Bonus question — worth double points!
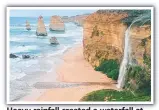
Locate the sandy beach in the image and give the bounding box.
[35,45,117,101]
[21,45,117,102]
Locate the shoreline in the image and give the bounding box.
[20,44,117,101]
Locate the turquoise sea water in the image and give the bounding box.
[9,17,83,101]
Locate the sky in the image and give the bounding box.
[10,9,97,17]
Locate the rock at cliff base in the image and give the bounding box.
[26,20,31,30]
[10,54,18,58]
[49,16,65,31]
[49,37,59,45]
[22,55,30,59]
[36,16,47,36]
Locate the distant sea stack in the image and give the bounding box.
[49,16,65,31]
[26,20,31,30]
[36,16,47,36]
[49,37,59,45]
[61,14,89,26]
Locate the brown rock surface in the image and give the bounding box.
[130,25,151,66]
[83,12,128,67]
[83,12,151,67]
[36,16,47,36]
[49,16,65,31]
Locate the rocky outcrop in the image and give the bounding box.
[26,20,31,30]
[83,11,151,67]
[49,37,59,45]
[49,16,65,31]
[10,54,18,58]
[22,55,30,59]
[83,12,128,67]
[130,25,151,67]
[36,16,47,36]
[73,15,88,26]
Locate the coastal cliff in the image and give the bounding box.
[83,11,128,67]
[130,25,151,67]
[83,11,151,67]
[82,10,151,101]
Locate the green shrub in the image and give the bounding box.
[143,53,151,69]
[125,65,151,96]
[96,10,151,26]
[100,31,104,36]
[121,10,151,26]
[141,38,147,46]
[95,59,119,80]
[91,26,105,38]
[91,26,99,37]
[81,89,151,101]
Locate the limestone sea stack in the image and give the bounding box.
[36,16,47,36]
[49,16,65,31]
[49,37,59,45]
[73,14,88,26]
[26,20,31,30]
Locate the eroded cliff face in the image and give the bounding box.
[83,12,151,67]
[83,12,128,67]
[130,25,151,67]
[49,16,65,31]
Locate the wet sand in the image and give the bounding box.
[36,45,117,101]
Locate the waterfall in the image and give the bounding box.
[117,15,150,88]
[116,26,131,89]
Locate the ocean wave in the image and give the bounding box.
[10,72,26,81]
[46,45,71,57]
[10,35,38,41]
[10,45,39,53]
[48,29,82,38]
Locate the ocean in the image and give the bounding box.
[9,17,83,101]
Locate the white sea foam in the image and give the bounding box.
[46,45,71,57]
[10,72,26,81]
[10,45,38,53]
[48,29,82,38]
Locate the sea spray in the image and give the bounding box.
[117,15,150,88]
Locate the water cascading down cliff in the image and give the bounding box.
[117,15,151,88]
